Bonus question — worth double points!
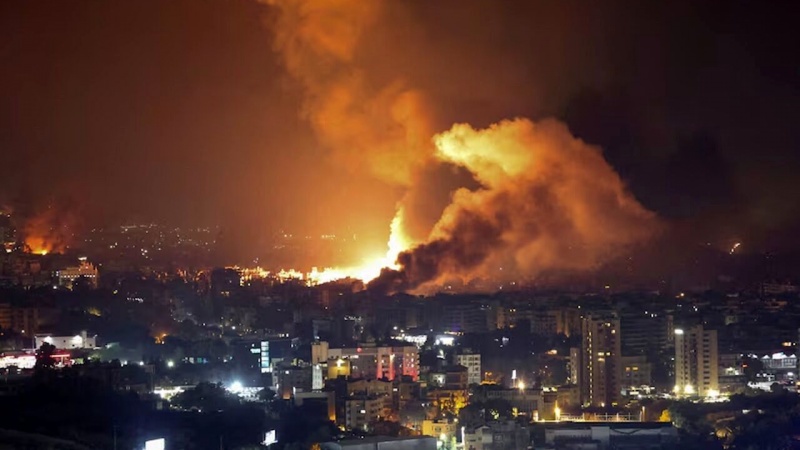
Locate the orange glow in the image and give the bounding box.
[266,1,658,292]
[294,230,408,285]
[242,214,414,286]
[321,210,414,283]
[22,207,74,256]
[24,236,54,255]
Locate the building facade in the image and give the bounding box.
[579,314,622,407]
[0,304,39,335]
[327,345,419,381]
[674,325,719,397]
[35,332,96,349]
[455,351,482,385]
[56,258,99,289]
[344,395,391,431]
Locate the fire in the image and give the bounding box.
[265,1,659,292]
[248,211,414,286]
[21,205,76,256]
[24,236,53,255]
[300,215,411,284]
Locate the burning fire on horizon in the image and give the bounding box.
[21,207,77,256]
[262,0,661,293]
[3,2,662,291]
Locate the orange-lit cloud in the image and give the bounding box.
[266,1,660,292]
[265,0,434,186]
[22,206,77,255]
[372,119,660,292]
[401,119,658,286]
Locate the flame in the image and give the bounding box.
[24,236,54,255]
[264,1,658,292]
[22,205,75,255]
[255,210,414,286]
[305,212,411,284]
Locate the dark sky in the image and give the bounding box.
[2,0,799,259]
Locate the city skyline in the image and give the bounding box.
[2,1,799,279]
[1,2,799,448]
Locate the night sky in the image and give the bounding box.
[2,0,799,262]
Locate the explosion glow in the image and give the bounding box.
[268,225,408,286]
[263,0,659,291]
[21,206,76,256]
[24,237,51,255]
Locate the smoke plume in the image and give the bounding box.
[265,1,659,292]
[369,119,659,292]
[21,204,79,255]
[265,0,434,186]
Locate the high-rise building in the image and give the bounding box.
[620,355,652,388]
[568,347,581,385]
[674,325,719,397]
[579,313,621,407]
[454,349,482,385]
[440,302,489,333]
[619,310,671,357]
[0,304,39,336]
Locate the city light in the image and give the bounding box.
[144,438,165,450]
[0,3,793,448]
[262,430,277,446]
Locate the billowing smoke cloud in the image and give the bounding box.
[265,0,445,256]
[265,0,433,186]
[21,204,79,255]
[265,1,659,292]
[370,119,659,292]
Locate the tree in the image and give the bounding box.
[458,403,485,429]
[34,342,57,371]
[278,408,337,448]
[171,382,239,412]
[258,387,276,404]
[72,275,95,292]
[741,356,764,383]
[483,399,513,421]
[371,420,413,437]
[457,399,513,425]
[400,401,427,429]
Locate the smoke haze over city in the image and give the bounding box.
[2,0,799,273]
[4,3,800,449]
